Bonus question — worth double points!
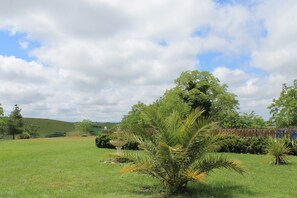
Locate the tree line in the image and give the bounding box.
[121,70,297,129]
[0,104,24,139]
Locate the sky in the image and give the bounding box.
[0,0,296,122]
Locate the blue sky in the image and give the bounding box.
[0,0,296,122]
[0,30,40,61]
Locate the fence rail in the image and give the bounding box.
[218,128,297,141]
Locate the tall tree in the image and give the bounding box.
[174,70,239,120]
[0,104,6,138]
[74,119,93,135]
[121,70,239,129]
[7,104,24,139]
[268,79,297,128]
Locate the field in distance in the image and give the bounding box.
[23,118,118,137]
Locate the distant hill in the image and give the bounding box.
[23,118,75,136]
[23,118,119,137]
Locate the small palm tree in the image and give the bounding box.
[122,108,244,195]
[267,137,291,165]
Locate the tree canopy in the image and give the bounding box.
[268,79,297,128]
[7,104,24,139]
[121,70,241,128]
[0,104,6,138]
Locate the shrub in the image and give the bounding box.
[95,134,139,150]
[217,134,268,154]
[45,132,66,138]
[18,132,31,139]
[245,137,268,154]
[95,134,115,149]
[267,137,291,165]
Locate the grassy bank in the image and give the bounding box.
[0,137,296,197]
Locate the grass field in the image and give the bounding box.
[0,137,297,198]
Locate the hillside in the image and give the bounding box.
[23,118,75,136]
[23,118,119,137]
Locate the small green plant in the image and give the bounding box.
[267,138,291,165]
[122,108,244,195]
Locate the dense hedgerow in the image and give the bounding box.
[95,134,139,150]
[217,134,297,156]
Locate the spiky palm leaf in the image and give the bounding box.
[122,108,244,195]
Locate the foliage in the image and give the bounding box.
[121,102,150,130]
[122,108,244,195]
[216,134,268,154]
[266,137,291,165]
[95,134,115,149]
[24,124,40,138]
[268,79,297,128]
[95,134,139,150]
[220,111,267,129]
[45,132,66,138]
[7,104,24,139]
[0,104,6,138]
[17,132,31,139]
[121,70,240,129]
[74,119,93,135]
[174,71,239,121]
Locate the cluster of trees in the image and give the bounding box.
[120,70,296,195]
[121,70,269,130]
[0,104,25,139]
[122,70,297,129]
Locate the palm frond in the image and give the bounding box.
[185,170,206,183]
[194,154,245,175]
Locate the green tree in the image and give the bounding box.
[121,70,239,129]
[7,104,24,139]
[0,104,7,138]
[174,70,239,121]
[122,108,244,195]
[74,119,93,135]
[121,102,150,130]
[221,111,267,129]
[268,79,297,127]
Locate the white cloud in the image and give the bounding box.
[0,0,296,121]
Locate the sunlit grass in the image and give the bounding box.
[0,137,297,197]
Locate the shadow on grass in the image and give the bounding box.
[126,180,256,198]
[185,182,256,198]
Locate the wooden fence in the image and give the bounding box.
[218,128,297,141]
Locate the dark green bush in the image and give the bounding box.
[245,136,268,154]
[95,134,115,149]
[95,134,139,150]
[18,132,31,139]
[45,132,66,138]
[217,134,268,154]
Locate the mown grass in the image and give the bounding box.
[0,137,297,197]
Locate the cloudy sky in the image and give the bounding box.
[0,0,296,122]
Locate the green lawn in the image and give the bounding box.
[0,137,296,197]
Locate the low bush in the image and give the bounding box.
[95,134,139,150]
[17,132,31,139]
[217,134,268,154]
[45,132,66,138]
